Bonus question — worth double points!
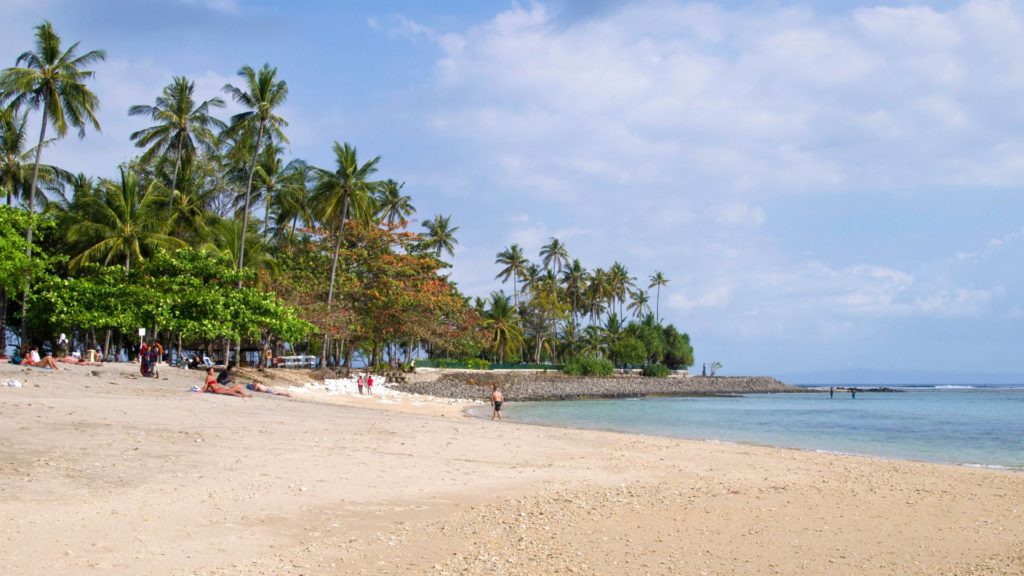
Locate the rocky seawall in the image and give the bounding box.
[390,371,800,402]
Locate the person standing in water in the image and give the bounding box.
[491,384,504,421]
[829,387,834,399]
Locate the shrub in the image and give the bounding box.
[641,363,670,378]
[563,355,614,377]
[466,358,491,370]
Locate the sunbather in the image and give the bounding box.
[245,381,294,397]
[21,346,60,370]
[201,367,250,397]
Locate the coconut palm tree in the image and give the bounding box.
[311,141,380,366]
[482,291,523,364]
[375,179,415,227]
[422,214,459,259]
[0,106,67,207]
[608,262,634,318]
[560,258,588,329]
[495,244,528,310]
[237,143,289,235]
[222,63,288,277]
[129,76,225,208]
[274,160,313,238]
[67,165,184,272]
[648,271,669,324]
[539,237,569,273]
[0,21,105,223]
[627,289,650,319]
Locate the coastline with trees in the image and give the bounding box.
[0,20,695,377]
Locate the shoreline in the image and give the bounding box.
[461,400,1024,472]
[2,362,1024,575]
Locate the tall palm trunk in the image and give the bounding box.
[321,192,350,366]
[168,131,184,208]
[655,285,661,323]
[236,120,265,287]
[21,106,49,342]
[0,289,7,356]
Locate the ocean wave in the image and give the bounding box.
[933,385,975,389]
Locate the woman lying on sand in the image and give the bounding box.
[20,347,60,370]
[201,367,250,397]
[244,382,293,397]
[57,355,102,367]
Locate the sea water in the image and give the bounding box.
[506,386,1024,469]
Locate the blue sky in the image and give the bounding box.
[4,0,1023,378]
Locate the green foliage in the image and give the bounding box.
[609,335,646,367]
[0,206,51,294]
[641,363,670,378]
[31,249,313,344]
[466,358,490,370]
[563,355,614,377]
[662,325,694,369]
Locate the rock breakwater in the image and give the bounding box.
[391,371,799,402]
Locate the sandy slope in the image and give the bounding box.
[0,361,1021,575]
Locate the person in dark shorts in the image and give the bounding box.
[491,384,504,421]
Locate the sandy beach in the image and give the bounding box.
[1,362,1022,576]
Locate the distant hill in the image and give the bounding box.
[776,368,1024,386]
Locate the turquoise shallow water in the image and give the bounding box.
[505,387,1024,469]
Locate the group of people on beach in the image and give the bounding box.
[356,374,374,395]
[7,333,109,370]
[200,365,293,398]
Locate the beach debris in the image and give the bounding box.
[4,380,22,388]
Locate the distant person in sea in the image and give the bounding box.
[491,384,504,421]
[830,387,834,399]
[201,367,250,397]
[851,388,857,399]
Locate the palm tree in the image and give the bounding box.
[274,160,313,238]
[0,106,66,207]
[1,21,105,341]
[482,291,523,364]
[222,63,288,277]
[67,165,184,272]
[166,156,219,242]
[0,21,105,222]
[311,141,380,366]
[648,271,669,323]
[422,214,459,259]
[627,289,650,318]
[129,76,225,208]
[608,262,634,318]
[495,244,528,310]
[560,259,588,329]
[239,143,289,235]
[521,262,543,294]
[539,237,569,273]
[375,179,415,227]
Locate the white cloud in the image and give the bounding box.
[177,0,239,14]
[668,284,733,311]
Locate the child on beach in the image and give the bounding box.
[366,374,373,395]
[491,384,503,421]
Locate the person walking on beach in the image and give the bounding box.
[366,374,374,395]
[357,375,364,395]
[491,384,504,421]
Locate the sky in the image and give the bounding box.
[3,0,1023,379]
